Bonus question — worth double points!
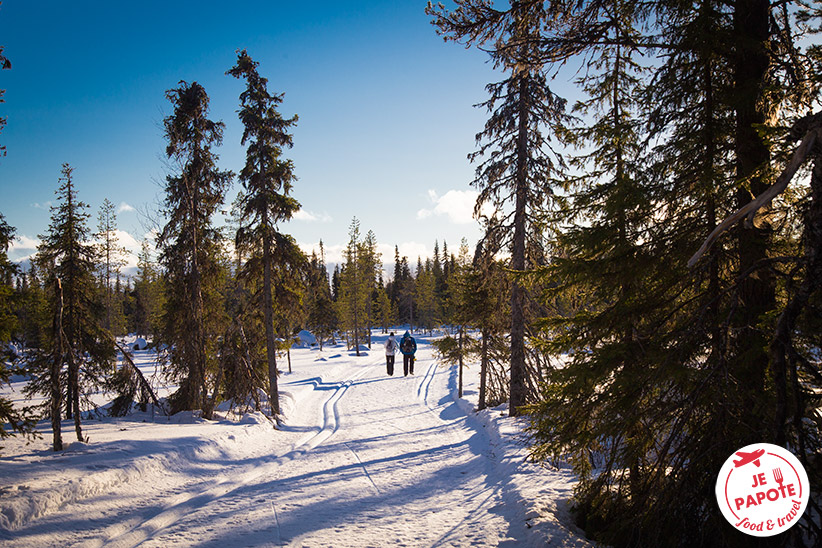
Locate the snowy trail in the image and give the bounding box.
[1,335,592,547]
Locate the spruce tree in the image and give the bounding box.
[438,240,454,324]
[0,214,16,344]
[228,50,302,416]
[414,265,437,333]
[389,245,402,307]
[432,240,479,399]
[331,264,341,302]
[431,240,446,312]
[374,284,392,334]
[95,198,127,334]
[359,229,380,347]
[306,244,337,350]
[157,81,231,417]
[468,240,510,411]
[16,262,49,353]
[429,0,567,415]
[338,219,367,354]
[30,165,115,446]
[537,0,660,513]
[398,255,415,326]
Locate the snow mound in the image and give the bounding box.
[239,412,269,425]
[294,330,317,347]
[1,446,177,531]
[168,410,206,424]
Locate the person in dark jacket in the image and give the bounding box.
[399,330,417,376]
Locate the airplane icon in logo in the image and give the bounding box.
[733,449,766,468]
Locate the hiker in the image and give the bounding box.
[384,332,398,376]
[399,330,417,376]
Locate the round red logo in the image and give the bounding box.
[715,443,809,536]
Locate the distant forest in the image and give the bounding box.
[3,2,822,546]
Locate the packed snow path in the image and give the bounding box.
[0,334,591,547]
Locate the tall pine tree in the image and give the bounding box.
[338,219,368,355]
[31,165,115,447]
[228,50,302,417]
[158,81,231,418]
[429,0,567,415]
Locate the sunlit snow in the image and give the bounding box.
[1,331,591,547]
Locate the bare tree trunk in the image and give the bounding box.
[703,54,724,364]
[263,236,280,417]
[733,0,775,433]
[509,71,529,417]
[478,329,489,411]
[67,349,83,442]
[353,285,361,356]
[51,278,65,451]
[458,325,464,399]
[185,167,210,418]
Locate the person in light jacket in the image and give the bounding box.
[399,330,417,376]
[384,332,398,376]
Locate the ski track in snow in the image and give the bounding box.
[0,333,593,547]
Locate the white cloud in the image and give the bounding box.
[31,201,53,210]
[14,235,40,249]
[417,189,488,224]
[293,209,333,223]
[299,241,345,264]
[8,230,148,274]
[112,230,148,274]
[114,229,140,250]
[9,235,40,264]
[117,201,136,213]
[395,242,429,262]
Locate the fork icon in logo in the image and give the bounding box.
[773,467,784,487]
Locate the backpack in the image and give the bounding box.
[401,337,414,353]
[386,338,396,352]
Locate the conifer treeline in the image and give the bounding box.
[2,49,511,447]
[0,203,499,424]
[1,54,516,450]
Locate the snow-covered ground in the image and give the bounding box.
[1,331,592,547]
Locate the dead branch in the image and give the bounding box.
[114,340,168,416]
[688,114,822,268]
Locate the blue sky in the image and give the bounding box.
[0,1,501,272]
